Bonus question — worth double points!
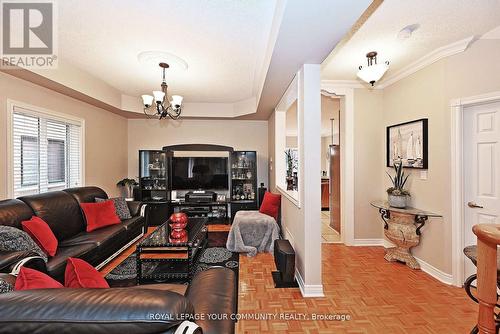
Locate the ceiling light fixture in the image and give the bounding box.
[397,24,420,40]
[141,63,183,120]
[357,51,389,86]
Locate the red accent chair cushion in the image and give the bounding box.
[15,267,63,290]
[80,200,121,232]
[65,257,109,289]
[259,192,281,220]
[21,216,58,257]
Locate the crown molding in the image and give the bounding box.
[378,36,476,89]
[321,79,367,89]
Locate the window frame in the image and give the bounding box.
[6,99,86,198]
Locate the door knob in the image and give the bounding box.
[468,201,484,209]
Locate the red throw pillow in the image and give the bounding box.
[21,216,58,257]
[15,267,63,290]
[65,257,109,288]
[259,192,281,220]
[80,200,120,232]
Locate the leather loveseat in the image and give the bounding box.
[0,186,144,282]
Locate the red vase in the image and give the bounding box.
[169,212,188,229]
[169,212,188,243]
[170,228,187,239]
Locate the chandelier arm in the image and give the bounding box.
[143,105,159,118]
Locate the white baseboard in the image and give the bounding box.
[414,256,453,285]
[350,238,453,285]
[352,238,385,246]
[295,269,324,298]
[383,239,395,248]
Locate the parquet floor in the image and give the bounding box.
[237,244,477,334]
[100,224,477,333]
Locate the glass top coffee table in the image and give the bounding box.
[136,217,208,284]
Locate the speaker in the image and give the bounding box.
[272,239,298,288]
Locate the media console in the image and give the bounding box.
[170,200,229,224]
[138,145,259,226]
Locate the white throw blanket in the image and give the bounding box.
[226,210,280,257]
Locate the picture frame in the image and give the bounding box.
[386,118,428,169]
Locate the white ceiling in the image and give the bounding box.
[57,0,277,104]
[321,0,500,81]
[253,0,372,119]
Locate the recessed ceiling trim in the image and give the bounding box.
[137,51,188,71]
[377,36,476,89]
[321,79,366,89]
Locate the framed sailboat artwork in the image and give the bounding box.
[386,118,428,169]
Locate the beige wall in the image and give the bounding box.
[353,88,385,239]
[381,39,500,274]
[127,119,269,188]
[0,72,128,199]
[286,136,298,148]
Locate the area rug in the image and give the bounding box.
[106,231,238,287]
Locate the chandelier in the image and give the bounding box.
[141,62,183,120]
[357,51,389,86]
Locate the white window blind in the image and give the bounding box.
[11,106,83,198]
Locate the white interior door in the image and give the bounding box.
[463,101,500,281]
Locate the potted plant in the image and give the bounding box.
[285,149,298,191]
[386,162,410,208]
[117,178,138,201]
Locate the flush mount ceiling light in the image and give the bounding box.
[357,51,389,86]
[141,62,183,120]
[397,24,420,40]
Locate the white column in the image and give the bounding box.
[298,64,323,296]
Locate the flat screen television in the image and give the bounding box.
[172,157,229,190]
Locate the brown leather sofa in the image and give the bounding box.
[0,186,144,282]
[0,267,237,334]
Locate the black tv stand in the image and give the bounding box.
[170,200,229,225]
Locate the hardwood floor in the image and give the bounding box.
[237,244,477,334]
[100,224,477,333]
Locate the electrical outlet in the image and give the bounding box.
[420,170,428,180]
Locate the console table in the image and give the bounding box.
[370,201,441,269]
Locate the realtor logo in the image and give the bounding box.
[1,0,58,68]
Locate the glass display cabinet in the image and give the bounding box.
[139,150,170,203]
[230,151,258,219]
